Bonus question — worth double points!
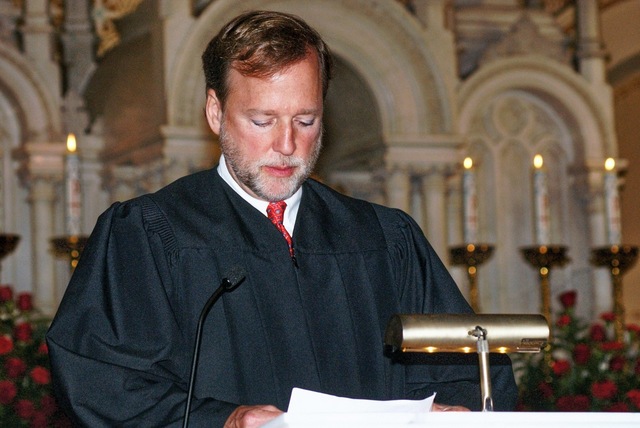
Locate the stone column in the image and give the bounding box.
[20,141,65,315]
[422,168,448,260]
[21,0,60,92]
[161,125,217,186]
[80,129,108,231]
[385,166,411,213]
[107,165,140,203]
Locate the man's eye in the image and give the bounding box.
[252,120,271,127]
[298,119,315,127]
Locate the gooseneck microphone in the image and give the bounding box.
[182,266,247,428]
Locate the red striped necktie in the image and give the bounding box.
[267,201,296,261]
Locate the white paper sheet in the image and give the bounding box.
[287,387,435,414]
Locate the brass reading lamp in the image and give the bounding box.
[384,314,549,412]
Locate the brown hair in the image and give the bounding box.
[202,10,333,108]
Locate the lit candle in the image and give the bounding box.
[66,133,81,236]
[533,154,550,245]
[604,158,621,246]
[462,157,478,244]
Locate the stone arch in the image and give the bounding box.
[0,44,61,142]
[457,55,613,315]
[166,0,452,142]
[458,55,615,162]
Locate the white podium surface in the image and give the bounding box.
[263,411,640,428]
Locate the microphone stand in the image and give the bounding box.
[183,272,245,427]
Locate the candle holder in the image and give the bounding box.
[51,235,89,270]
[521,246,570,326]
[450,244,494,312]
[591,245,639,342]
[0,233,20,280]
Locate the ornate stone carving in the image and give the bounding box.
[480,14,569,66]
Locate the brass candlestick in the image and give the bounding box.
[591,245,639,342]
[51,235,89,270]
[450,244,494,312]
[0,233,20,280]
[521,246,570,327]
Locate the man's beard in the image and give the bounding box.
[219,121,323,202]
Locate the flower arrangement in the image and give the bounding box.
[515,290,640,411]
[0,285,69,427]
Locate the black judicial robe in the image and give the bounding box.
[46,168,517,427]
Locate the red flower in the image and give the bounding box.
[31,411,49,428]
[40,394,58,416]
[0,379,18,405]
[590,324,607,342]
[556,395,590,411]
[538,381,554,399]
[559,290,577,309]
[601,312,616,323]
[601,341,624,352]
[0,334,14,354]
[0,285,13,302]
[605,402,629,412]
[556,314,571,327]
[610,355,626,371]
[37,341,48,355]
[626,389,640,408]
[14,322,33,342]
[552,359,571,376]
[627,324,640,334]
[15,398,35,420]
[17,292,33,311]
[4,356,27,378]
[591,380,618,400]
[30,366,51,385]
[573,343,591,365]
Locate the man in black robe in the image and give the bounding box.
[47,10,517,427]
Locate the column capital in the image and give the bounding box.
[15,141,65,188]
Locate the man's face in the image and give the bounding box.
[205,52,324,202]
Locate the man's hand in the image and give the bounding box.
[223,404,284,428]
[432,403,471,412]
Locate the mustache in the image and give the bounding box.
[258,155,305,168]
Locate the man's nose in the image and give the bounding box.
[272,123,295,156]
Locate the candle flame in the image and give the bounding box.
[66,133,77,153]
[533,154,543,169]
[463,157,473,169]
[605,157,615,171]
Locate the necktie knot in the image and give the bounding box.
[267,201,296,263]
[267,201,287,225]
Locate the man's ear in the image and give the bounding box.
[205,89,222,135]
